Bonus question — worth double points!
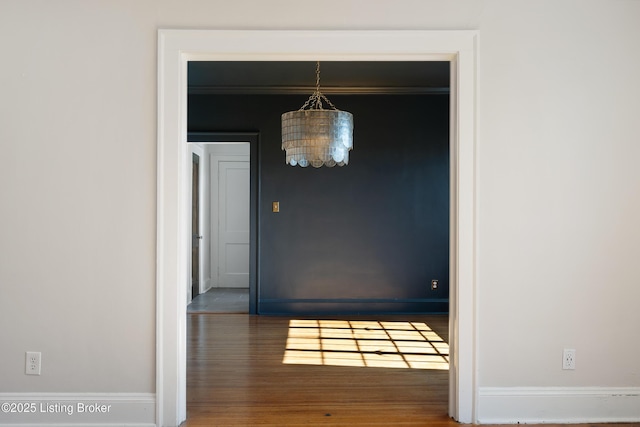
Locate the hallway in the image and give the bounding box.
[188,288,249,314]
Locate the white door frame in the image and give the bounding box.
[157,29,478,427]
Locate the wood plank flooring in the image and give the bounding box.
[185,314,637,427]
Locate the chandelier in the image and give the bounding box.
[281,62,354,167]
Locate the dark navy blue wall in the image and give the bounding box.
[189,94,449,314]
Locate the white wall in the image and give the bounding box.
[477,0,640,389]
[0,0,157,394]
[474,1,640,420]
[188,143,211,300]
[1,0,639,424]
[200,148,213,293]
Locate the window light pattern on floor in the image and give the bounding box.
[282,320,449,370]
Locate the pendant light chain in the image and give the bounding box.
[315,61,321,106]
[316,61,321,89]
[298,61,339,112]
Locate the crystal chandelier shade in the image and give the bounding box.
[281,62,354,168]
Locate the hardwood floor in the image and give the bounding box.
[185,314,636,427]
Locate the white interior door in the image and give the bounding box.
[217,160,250,287]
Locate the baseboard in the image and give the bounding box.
[477,386,640,424]
[0,393,155,426]
[202,278,211,293]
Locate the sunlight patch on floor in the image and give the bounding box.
[282,319,449,370]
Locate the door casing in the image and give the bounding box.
[157,29,478,426]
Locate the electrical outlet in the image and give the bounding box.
[562,349,576,370]
[430,279,439,290]
[25,351,41,375]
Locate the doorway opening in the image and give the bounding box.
[185,63,451,424]
[157,29,477,426]
[187,133,259,314]
[187,138,252,314]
